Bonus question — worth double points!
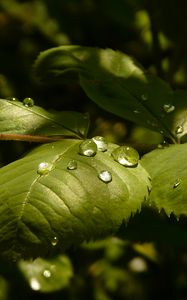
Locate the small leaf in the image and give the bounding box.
[0,139,150,261]
[142,144,187,217]
[0,98,89,138]
[34,45,187,142]
[19,255,73,293]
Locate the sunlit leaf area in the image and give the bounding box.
[1,0,187,299]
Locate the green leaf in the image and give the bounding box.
[0,98,89,138]
[0,139,150,261]
[34,45,187,143]
[142,144,187,217]
[19,255,73,293]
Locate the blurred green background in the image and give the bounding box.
[1,0,187,299]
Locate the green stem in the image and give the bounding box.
[0,134,80,143]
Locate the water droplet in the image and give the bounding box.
[92,136,108,152]
[160,130,164,134]
[163,104,175,113]
[175,125,183,134]
[141,94,148,101]
[30,278,40,291]
[67,160,77,170]
[112,146,139,167]
[133,109,141,114]
[51,236,58,246]
[173,179,181,189]
[157,141,169,149]
[7,97,19,101]
[98,170,112,183]
[37,162,53,175]
[43,269,51,278]
[23,97,34,107]
[79,139,97,157]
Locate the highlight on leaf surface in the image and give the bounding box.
[34,45,187,143]
[142,143,187,218]
[0,139,150,261]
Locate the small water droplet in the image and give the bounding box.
[37,162,53,175]
[67,160,77,170]
[7,97,19,101]
[157,140,169,149]
[175,125,183,134]
[141,94,148,101]
[30,278,40,291]
[23,97,34,107]
[112,146,139,167]
[79,139,97,157]
[163,104,175,113]
[51,236,58,246]
[92,136,108,152]
[133,109,141,114]
[98,170,112,183]
[160,130,164,134]
[173,179,181,188]
[43,269,51,278]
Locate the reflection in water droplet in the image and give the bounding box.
[98,170,112,183]
[133,110,141,114]
[173,179,181,188]
[43,269,51,278]
[7,97,19,101]
[30,278,40,291]
[92,136,108,152]
[141,94,148,101]
[175,125,183,134]
[112,146,139,167]
[79,139,97,157]
[37,162,53,175]
[23,97,34,107]
[163,104,175,113]
[67,160,77,170]
[51,236,58,246]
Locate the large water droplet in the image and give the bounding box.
[112,146,139,167]
[30,278,40,291]
[163,104,175,113]
[67,160,77,170]
[23,97,34,107]
[51,236,58,246]
[43,269,51,278]
[79,139,97,157]
[37,162,53,175]
[173,179,181,189]
[98,170,112,183]
[92,136,108,152]
[175,125,183,134]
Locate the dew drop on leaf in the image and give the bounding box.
[7,97,19,101]
[37,162,53,175]
[79,139,97,157]
[30,278,41,291]
[173,179,181,189]
[133,109,141,114]
[163,104,175,113]
[141,94,148,101]
[43,269,52,278]
[23,97,34,107]
[175,125,183,134]
[98,170,112,183]
[112,146,139,167]
[67,160,77,170]
[92,136,108,152]
[157,141,169,149]
[51,236,58,246]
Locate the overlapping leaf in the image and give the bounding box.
[0,98,89,138]
[34,45,187,143]
[0,139,150,261]
[142,144,187,217]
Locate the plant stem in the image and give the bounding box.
[0,134,79,143]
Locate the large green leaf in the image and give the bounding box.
[19,255,73,293]
[34,45,187,143]
[0,98,89,138]
[142,144,187,217]
[0,139,150,261]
